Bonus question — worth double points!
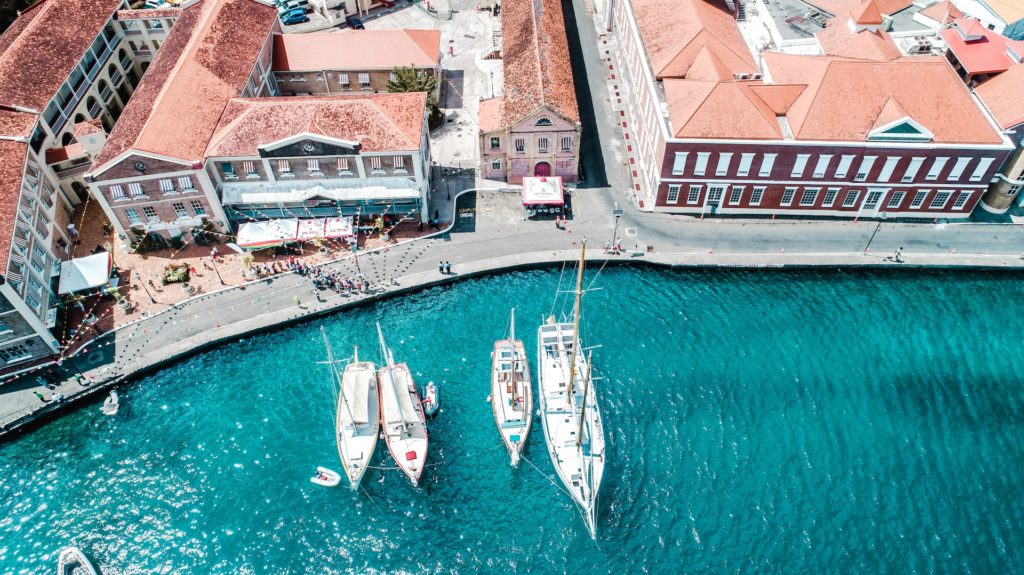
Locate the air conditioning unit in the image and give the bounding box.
[735,73,750,79]
[751,73,763,80]
[909,39,933,54]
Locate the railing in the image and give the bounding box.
[53,163,91,181]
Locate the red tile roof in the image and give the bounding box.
[941,18,1024,76]
[0,107,37,138]
[478,97,504,133]
[0,0,124,112]
[0,139,28,275]
[116,8,183,19]
[850,0,883,24]
[206,93,426,157]
[72,118,104,138]
[665,79,782,139]
[92,0,279,174]
[499,0,579,126]
[975,63,1024,129]
[763,52,1005,144]
[918,1,963,25]
[45,143,86,164]
[272,30,441,71]
[816,18,902,61]
[632,0,756,80]
[805,0,910,17]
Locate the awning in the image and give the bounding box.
[236,217,354,250]
[222,184,421,205]
[58,252,112,295]
[522,176,564,206]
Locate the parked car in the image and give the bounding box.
[281,7,309,24]
[346,16,365,29]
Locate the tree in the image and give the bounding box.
[387,66,439,108]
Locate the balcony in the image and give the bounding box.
[53,162,91,181]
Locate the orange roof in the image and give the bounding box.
[499,0,579,125]
[45,143,86,164]
[478,97,504,133]
[632,0,756,80]
[206,93,427,157]
[93,0,279,173]
[0,139,27,274]
[816,19,902,61]
[747,84,806,115]
[975,63,1024,129]
[763,52,1004,144]
[805,0,910,17]
[0,0,124,111]
[664,79,782,139]
[918,1,963,25]
[0,107,37,139]
[116,7,182,19]
[72,118,104,137]
[271,30,441,72]
[941,18,1024,75]
[850,0,883,24]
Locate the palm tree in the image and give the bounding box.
[387,66,439,108]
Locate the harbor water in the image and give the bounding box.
[2,267,1024,573]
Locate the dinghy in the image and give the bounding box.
[310,466,341,487]
[422,382,439,418]
[100,390,119,416]
[57,546,98,575]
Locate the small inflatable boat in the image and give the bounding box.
[101,390,119,416]
[310,466,341,487]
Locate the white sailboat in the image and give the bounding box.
[491,308,532,467]
[57,546,98,575]
[376,323,429,485]
[321,328,380,490]
[537,240,606,537]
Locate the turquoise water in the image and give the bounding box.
[2,267,1024,574]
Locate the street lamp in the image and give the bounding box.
[610,202,624,254]
[210,255,225,285]
[134,271,156,304]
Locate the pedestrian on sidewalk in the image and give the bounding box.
[434,209,439,221]
[33,391,46,403]
[444,261,452,274]
[438,261,445,274]
[894,247,904,263]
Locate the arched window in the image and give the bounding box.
[97,80,110,101]
[61,133,74,146]
[118,48,128,62]
[535,117,553,127]
[86,96,99,117]
[141,62,150,72]
[108,63,119,78]
[73,114,85,124]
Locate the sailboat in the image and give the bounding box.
[537,240,606,537]
[491,308,532,466]
[376,323,429,485]
[321,328,380,490]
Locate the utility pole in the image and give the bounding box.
[210,255,225,285]
[863,220,883,254]
[610,202,623,253]
[134,271,155,304]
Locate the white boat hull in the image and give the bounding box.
[311,466,342,487]
[379,363,429,485]
[491,339,532,467]
[337,361,380,490]
[57,546,98,575]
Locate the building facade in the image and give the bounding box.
[975,64,1024,212]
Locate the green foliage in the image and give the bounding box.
[387,66,438,108]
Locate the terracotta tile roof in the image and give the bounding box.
[45,143,86,164]
[984,0,1024,25]
[918,1,963,25]
[850,0,883,24]
[205,93,427,157]
[816,18,902,61]
[500,0,579,126]
[941,18,1024,76]
[685,45,738,81]
[763,52,1005,144]
[0,0,124,112]
[72,118,104,138]
[805,0,910,17]
[272,30,441,72]
[632,0,756,80]
[92,0,279,174]
[478,97,504,133]
[664,79,782,139]
[0,107,37,138]
[0,139,28,274]
[747,84,806,115]
[116,8,183,19]
[975,63,1024,129]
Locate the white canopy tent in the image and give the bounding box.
[521,176,564,206]
[58,252,112,295]
[236,217,355,250]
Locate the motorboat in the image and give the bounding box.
[491,308,532,467]
[376,324,428,485]
[310,466,341,487]
[100,390,119,416]
[57,546,98,575]
[422,381,439,418]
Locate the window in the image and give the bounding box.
[842,190,860,208]
[307,158,321,174]
[110,185,125,200]
[758,154,776,177]
[947,157,971,181]
[887,191,906,208]
[952,191,971,209]
[715,152,733,176]
[902,157,924,183]
[173,202,188,218]
[221,162,237,179]
[737,153,754,177]
[339,73,349,86]
[1008,184,1021,196]
[694,152,710,176]
[277,160,292,177]
[25,294,39,312]
[514,138,525,153]
[538,137,549,153]
[124,208,140,224]
[707,186,724,202]
[560,136,572,152]
[393,156,406,171]
[929,191,951,209]
[864,190,883,209]
[925,157,948,180]
[0,320,11,336]
[337,157,350,173]
[28,275,43,296]
[190,200,206,215]
[491,159,501,170]
[159,178,174,193]
[290,75,306,82]
[490,137,500,149]
[728,186,743,205]
[178,176,194,190]
[799,188,819,206]
[878,157,900,182]
[0,343,32,364]
[854,156,876,182]
[389,72,397,83]
[750,187,765,205]
[910,190,928,208]
[812,155,832,178]
[370,156,383,172]
[128,182,143,197]
[822,188,839,207]
[671,152,687,175]
[143,206,159,223]
[969,158,995,182]
[835,155,856,179]
[666,185,681,204]
[535,117,553,127]
[687,185,701,204]
[358,72,370,89]
[243,160,257,177]
[791,154,810,177]
[781,187,797,206]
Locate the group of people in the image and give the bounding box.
[289,257,372,295]
[438,261,453,275]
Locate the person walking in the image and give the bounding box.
[894,247,904,263]
[438,261,445,274]
[444,261,451,274]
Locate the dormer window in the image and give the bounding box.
[535,117,553,127]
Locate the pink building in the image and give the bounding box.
[478,0,580,184]
[610,0,1014,218]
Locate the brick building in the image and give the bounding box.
[609,0,1013,218]
[271,30,441,98]
[975,64,1024,212]
[478,0,581,184]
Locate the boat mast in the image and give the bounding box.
[565,241,586,403]
[322,327,355,424]
[376,322,408,431]
[510,307,518,411]
[576,350,592,449]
